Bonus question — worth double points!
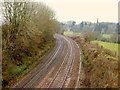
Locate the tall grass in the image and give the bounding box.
[72,37,118,88]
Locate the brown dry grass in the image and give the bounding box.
[71,36,118,88]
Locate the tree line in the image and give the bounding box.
[2,1,58,61]
[2,1,60,87]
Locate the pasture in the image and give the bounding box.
[91,40,119,53]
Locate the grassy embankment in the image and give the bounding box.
[73,37,118,88]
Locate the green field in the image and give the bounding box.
[91,40,119,53]
[64,31,81,36]
[102,34,111,39]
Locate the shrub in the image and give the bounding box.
[72,37,118,88]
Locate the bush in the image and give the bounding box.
[72,37,118,88]
[2,1,57,87]
[82,31,99,42]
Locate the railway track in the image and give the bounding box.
[47,36,74,88]
[13,34,81,88]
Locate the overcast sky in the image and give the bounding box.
[37,0,119,23]
[0,0,119,23]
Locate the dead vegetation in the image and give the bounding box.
[71,36,118,88]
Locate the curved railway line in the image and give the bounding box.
[13,34,81,88]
